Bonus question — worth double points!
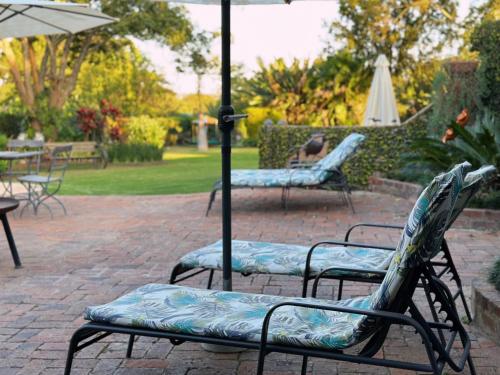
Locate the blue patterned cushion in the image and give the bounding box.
[311,133,365,172]
[369,163,470,311]
[85,283,372,350]
[447,165,496,228]
[229,132,365,188]
[84,163,470,351]
[230,168,328,188]
[178,240,393,278]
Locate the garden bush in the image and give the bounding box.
[471,20,500,119]
[488,258,500,291]
[125,116,168,148]
[107,143,163,163]
[258,122,426,187]
[0,113,25,138]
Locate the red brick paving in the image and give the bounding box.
[0,189,498,374]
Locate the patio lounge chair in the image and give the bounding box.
[170,164,496,322]
[65,163,476,375]
[206,132,365,215]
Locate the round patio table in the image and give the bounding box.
[0,198,21,268]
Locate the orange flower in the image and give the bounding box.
[442,128,455,144]
[456,108,469,127]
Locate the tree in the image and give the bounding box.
[235,52,367,127]
[175,30,219,151]
[0,0,193,135]
[327,0,459,75]
[74,42,178,117]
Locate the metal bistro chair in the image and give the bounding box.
[0,139,44,197]
[18,145,72,217]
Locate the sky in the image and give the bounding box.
[134,1,473,96]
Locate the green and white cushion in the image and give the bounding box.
[176,239,393,278]
[229,133,365,188]
[85,284,372,350]
[84,163,469,350]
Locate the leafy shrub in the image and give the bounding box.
[471,20,500,119]
[124,116,167,149]
[107,143,163,163]
[427,61,481,137]
[405,109,499,173]
[259,121,426,187]
[0,133,9,172]
[488,258,500,291]
[0,113,26,138]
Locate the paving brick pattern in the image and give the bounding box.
[0,189,498,374]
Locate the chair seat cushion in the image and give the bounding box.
[177,240,393,278]
[85,283,374,350]
[230,169,329,188]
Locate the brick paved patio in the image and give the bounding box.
[0,189,498,374]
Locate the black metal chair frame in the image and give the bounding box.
[64,263,475,375]
[305,223,472,321]
[206,166,355,216]
[18,145,72,217]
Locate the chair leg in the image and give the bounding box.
[50,195,68,216]
[64,327,97,375]
[301,355,308,375]
[337,279,343,300]
[344,188,355,214]
[206,189,217,216]
[1,214,22,268]
[467,353,477,375]
[126,334,135,358]
[256,348,267,375]
[207,269,215,289]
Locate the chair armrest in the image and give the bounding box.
[259,301,433,353]
[303,241,395,291]
[311,267,387,297]
[344,223,405,242]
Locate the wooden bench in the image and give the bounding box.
[45,142,108,169]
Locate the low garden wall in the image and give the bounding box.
[258,122,426,187]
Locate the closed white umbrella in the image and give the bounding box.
[0,0,115,39]
[363,54,400,126]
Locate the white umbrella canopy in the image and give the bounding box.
[0,0,115,38]
[363,54,400,126]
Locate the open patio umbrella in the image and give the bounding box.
[160,0,332,293]
[363,54,400,126]
[0,0,115,38]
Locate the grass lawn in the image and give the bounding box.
[60,147,258,195]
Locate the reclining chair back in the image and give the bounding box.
[311,133,365,172]
[347,162,470,349]
[446,164,496,229]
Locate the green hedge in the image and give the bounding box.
[258,122,426,187]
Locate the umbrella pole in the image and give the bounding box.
[219,0,234,292]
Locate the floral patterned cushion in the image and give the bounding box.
[447,165,496,228]
[85,283,373,350]
[369,162,469,311]
[177,240,393,278]
[230,168,328,188]
[311,133,365,172]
